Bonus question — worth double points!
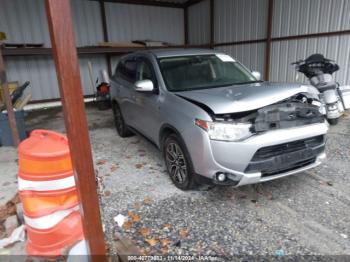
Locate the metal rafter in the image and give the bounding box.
[89,0,185,8]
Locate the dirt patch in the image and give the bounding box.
[0,194,20,238]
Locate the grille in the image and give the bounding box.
[261,158,316,177]
[252,135,324,161]
[245,135,325,177]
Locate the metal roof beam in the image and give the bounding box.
[183,0,204,8]
[89,0,185,8]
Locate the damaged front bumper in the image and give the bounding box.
[236,152,326,186]
[183,122,328,187]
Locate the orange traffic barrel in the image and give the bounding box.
[18,130,79,217]
[19,130,72,180]
[26,210,84,257]
[18,130,84,256]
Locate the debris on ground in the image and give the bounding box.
[114,214,127,228]
[0,194,21,239]
[96,159,107,165]
[4,216,18,237]
[0,225,25,249]
[340,233,348,239]
[275,249,285,257]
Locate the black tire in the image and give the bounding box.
[328,118,339,125]
[163,134,197,190]
[111,102,134,137]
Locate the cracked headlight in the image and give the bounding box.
[195,119,253,142]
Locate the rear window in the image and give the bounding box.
[116,60,137,83]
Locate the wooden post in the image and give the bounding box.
[264,0,274,80]
[0,47,20,147]
[44,0,106,258]
[209,0,214,48]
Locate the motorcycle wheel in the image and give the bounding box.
[328,118,339,125]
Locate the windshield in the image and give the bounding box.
[158,54,259,92]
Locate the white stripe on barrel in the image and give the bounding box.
[24,205,80,230]
[18,176,76,191]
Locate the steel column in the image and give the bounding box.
[264,0,274,80]
[209,0,214,48]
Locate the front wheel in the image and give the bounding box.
[163,134,196,190]
[328,118,339,125]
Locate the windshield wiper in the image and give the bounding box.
[170,81,263,92]
[234,80,264,85]
[172,83,234,92]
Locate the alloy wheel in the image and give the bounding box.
[165,142,188,184]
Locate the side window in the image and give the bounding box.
[136,59,156,84]
[116,59,137,83]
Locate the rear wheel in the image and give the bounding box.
[163,134,196,190]
[112,102,134,137]
[328,118,339,125]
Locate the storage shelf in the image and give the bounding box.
[2,45,210,57]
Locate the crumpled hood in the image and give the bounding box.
[175,82,317,114]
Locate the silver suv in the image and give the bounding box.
[110,49,328,190]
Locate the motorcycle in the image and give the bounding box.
[95,70,111,111]
[292,54,350,125]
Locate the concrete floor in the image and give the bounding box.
[6,104,350,257]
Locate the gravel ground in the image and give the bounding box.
[26,104,350,259]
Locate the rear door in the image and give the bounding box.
[114,57,138,127]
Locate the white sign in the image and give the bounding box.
[216,54,235,62]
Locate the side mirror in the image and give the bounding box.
[135,80,154,92]
[252,71,261,81]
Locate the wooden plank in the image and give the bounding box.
[2,44,212,56]
[264,0,274,81]
[114,233,141,262]
[0,48,20,147]
[44,0,106,259]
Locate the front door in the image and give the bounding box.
[132,57,162,143]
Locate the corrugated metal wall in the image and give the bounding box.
[0,0,51,47]
[272,0,350,37]
[213,0,268,74]
[214,0,268,43]
[5,55,107,99]
[188,0,210,45]
[216,43,266,76]
[71,0,104,47]
[105,3,184,44]
[1,0,184,101]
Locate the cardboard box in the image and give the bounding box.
[0,81,18,103]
